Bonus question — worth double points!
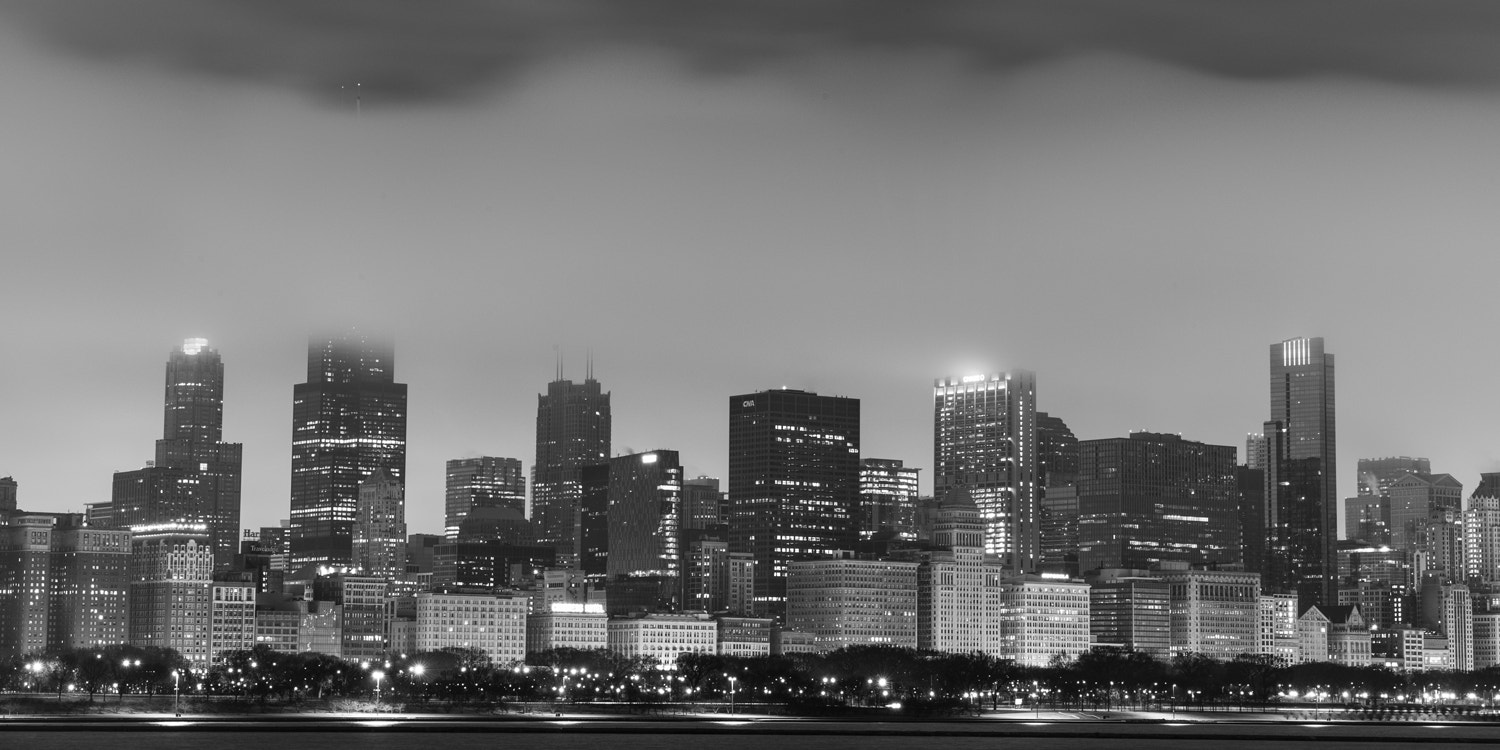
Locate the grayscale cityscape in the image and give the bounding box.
[3,0,1500,746]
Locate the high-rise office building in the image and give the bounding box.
[1359,457,1431,497]
[1465,484,1500,585]
[681,476,724,533]
[593,450,683,615]
[1075,432,1239,573]
[858,458,920,541]
[289,333,407,567]
[110,339,243,567]
[352,468,407,577]
[1245,433,1268,472]
[532,374,611,565]
[1388,472,1463,553]
[933,372,1038,572]
[1263,336,1337,608]
[129,523,214,670]
[444,457,526,541]
[728,389,860,616]
[0,477,16,513]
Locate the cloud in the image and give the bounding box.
[6,0,1500,105]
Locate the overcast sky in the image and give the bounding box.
[3,1,1499,538]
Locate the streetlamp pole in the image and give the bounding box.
[173,670,181,717]
[728,675,737,714]
[372,670,385,710]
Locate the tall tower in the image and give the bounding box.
[933,372,1038,573]
[112,339,243,567]
[289,332,407,568]
[532,374,611,566]
[728,389,860,617]
[445,457,526,541]
[1265,336,1336,609]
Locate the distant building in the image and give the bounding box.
[290,333,407,567]
[415,591,528,663]
[0,477,16,513]
[210,579,257,665]
[933,372,1038,572]
[1000,574,1091,667]
[1258,594,1299,665]
[786,556,917,651]
[1263,337,1337,609]
[729,389,860,617]
[1076,432,1239,573]
[444,457,526,541]
[130,523,214,671]
[717,616,774,657]
[526,602,607,653]
[532,374,611,567]
[859,458,920,541]
[607,613,716,666]
[1387,473,1463,555]
[1465,489,1500,585]
[1087,569,1170,659]
[353,469,407,578]
[1157,562,1260,659]
[681,476,723,533]
[917,497,1005,656]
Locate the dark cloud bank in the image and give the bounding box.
[7,0,1500,104]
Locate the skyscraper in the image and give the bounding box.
[289,333,407,567]
[933,372,1038,573]
[352,468,407,577]
[532,374,611,566]
[110,339,243,567]
[1264,336,1337,608]
[444,457,526,541]
[0,477,15,514]
[728,389,860,617]
[1075,432,1240,573]
[602,450,684,614]
[858,458,920,541]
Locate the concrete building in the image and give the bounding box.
[717,616,774,657]
[1157,562,1260,659]
[918,497,1005,656]
[607,613,717,666]
[1465,492,1500,585]
[1474,612,1500,669]
[129,523,214,670]
[353,469,407,578]
[786,557,918,651]
[415,590,528,664]
[1389,473,1463,554]
[209,580,257,665]
[1259,594,1299,664]
[48,520,131,652]
[526,602,607,653]
[1001,574,1091,667]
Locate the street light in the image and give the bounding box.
[172,670,181,717]
[372,670,386,709]
[728,675,738,714]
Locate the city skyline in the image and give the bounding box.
[5,3,1500,538]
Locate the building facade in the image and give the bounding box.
[1263,336,1337,609]
[532,375,611,566]
[728,389,860,616]
[444,457,526,541]
[290,333,407,567]
[933,372,1039,573]
[785,557,917,651]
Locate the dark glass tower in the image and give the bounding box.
[532,375,611,566]
[933,372,1038,573]
[1075,432,1239,573]
[444,457,525,541]
[289,333,407,567]
[111,339,243,568]
[1264,336,1336,609]
[728,389,860,618]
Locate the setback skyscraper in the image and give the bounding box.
[532,373,611,566]
[289,333,407,567]
[1263,336,1337,609]
[728,389,860,617]
[933,372,1039,573]
[110,339,243,567]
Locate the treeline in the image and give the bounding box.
[5,645,1500,711]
